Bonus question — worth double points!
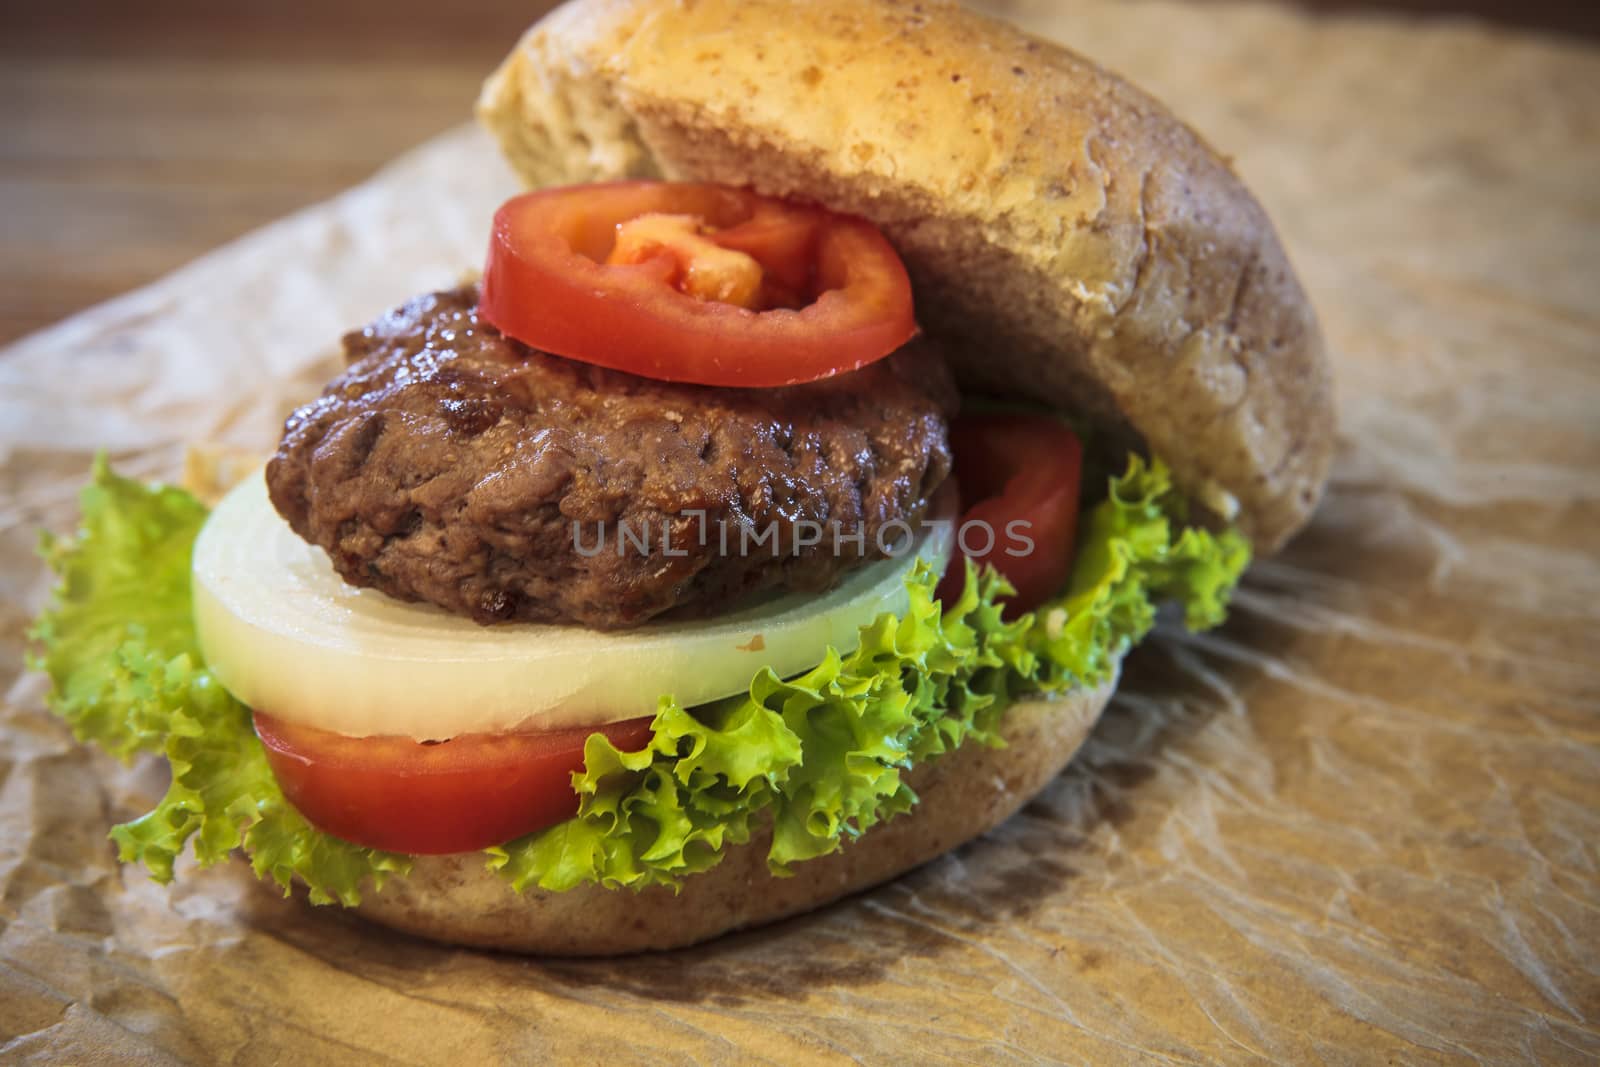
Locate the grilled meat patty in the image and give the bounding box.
[266,287,955,629]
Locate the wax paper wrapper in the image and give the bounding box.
[1,1,1596,1062]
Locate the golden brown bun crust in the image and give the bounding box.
[479,0,1335,551]
[354,683,1112,955]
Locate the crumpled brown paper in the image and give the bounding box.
[2,1,1597,1061]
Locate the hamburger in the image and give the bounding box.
[30,0,1333,955]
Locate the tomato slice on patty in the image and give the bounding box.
[478,181,917,387]
[254,711,654,854]
[936,415,1084,615]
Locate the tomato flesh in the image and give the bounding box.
[254,711,654,854]
[935,415,1084,615]
[478,181,917,387]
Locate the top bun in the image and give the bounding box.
[477,0,1335,551]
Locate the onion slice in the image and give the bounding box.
[193,471,953,741]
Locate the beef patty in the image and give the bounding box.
[266,287,955,629]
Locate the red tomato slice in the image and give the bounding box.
[254,711,655,854]
[935,415,1084,615]
[478,181,917,387]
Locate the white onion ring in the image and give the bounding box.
[193,470,952,741]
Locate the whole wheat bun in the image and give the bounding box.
[478,0,1335,551]
[355,681,1113,955]
[351,0,1335,955]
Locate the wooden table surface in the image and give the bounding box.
[2,0,1594,347]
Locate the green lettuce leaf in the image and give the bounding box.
[28,457,409,904]
[31,453,1248,904]
[494,453,1250,891]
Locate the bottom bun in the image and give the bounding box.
[352,678,1116,955]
